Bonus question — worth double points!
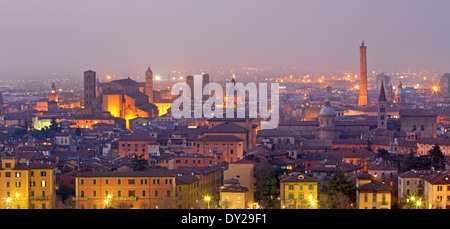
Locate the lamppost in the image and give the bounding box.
[407,195,423,209]
[204,196,211,209]
[104,194,112,209]
[308,195,317,209]
[5,197,12,209]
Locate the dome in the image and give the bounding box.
[396,81,405,95]
[319,99,335,116]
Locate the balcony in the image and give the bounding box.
[114,197,137,201]
[29,196,52,201]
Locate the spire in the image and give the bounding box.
[379,80,386,102]
[146,66,152,74]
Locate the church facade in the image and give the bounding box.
[83,68,159,129]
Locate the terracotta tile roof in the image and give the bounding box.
[175,175,200,185]
[324,148,376,158]
[118,132,157,141]
[203,121,248,133]
[311,160,363,173]
[199,135,244,142]
[76,170,176,178]
[357,181,392,192]
[282,173,319,183]
[423,171,450,185]
[220,184,249,193]
[400,109,437,117]
[416,138,450,146]
[398,170,433,179]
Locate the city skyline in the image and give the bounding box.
[1,0,450,80]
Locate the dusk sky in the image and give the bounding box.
[1,0,449,79]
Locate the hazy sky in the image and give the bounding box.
[1,0,449,79]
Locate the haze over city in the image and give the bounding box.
[1,0,450,216]
[1,0,450,80]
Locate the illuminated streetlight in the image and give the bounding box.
[204,196,211,209]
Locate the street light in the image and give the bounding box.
[204,196,211,209]
[104,194,113,208]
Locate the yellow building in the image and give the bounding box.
[423,171,450,209]
[356,173,392,209]
[175,175,201,209]
[280,173,319,209]
[0,155,56,209]
[219,182,249,209]
[224,157,272,207]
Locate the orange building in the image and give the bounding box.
[117,132,158,159]
[74,170,177,209]
[168,154,220,170]
[196,135,245,163]
[65,114,125,129]
[324,148,377,172]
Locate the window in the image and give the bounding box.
[93,179,97,185]
[129,190,135,197]
[5,172,10,177]
[105,179,109,185]
[41,181,47,187]
[141,179,147,185]
[288,185,294,190]
[41,171,47,177]
[166,179,172,185]
[288,193,294,200]
[155,190,158,196]
[153,179,159,185]
[128,179,135,185]
[15,172,21,178]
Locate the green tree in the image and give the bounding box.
[56,184,75,202]
[256,171,279,209]
[404,150,418,171]
[131,154,147,171]
[325,172,356,204]
[428,144,445,170]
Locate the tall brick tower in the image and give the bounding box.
[145,66,154,103]
[358,41,368,107]
[378,81,387,130]
[84,70,96,110]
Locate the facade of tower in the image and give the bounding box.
[0,91,3,115]
[145,66,154,103]
[84,70,96,111]
[202,73,210,101]
[48,81,59,102]
[378,81,388,130]
[186,75,194,98]
[358,42,368,107]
